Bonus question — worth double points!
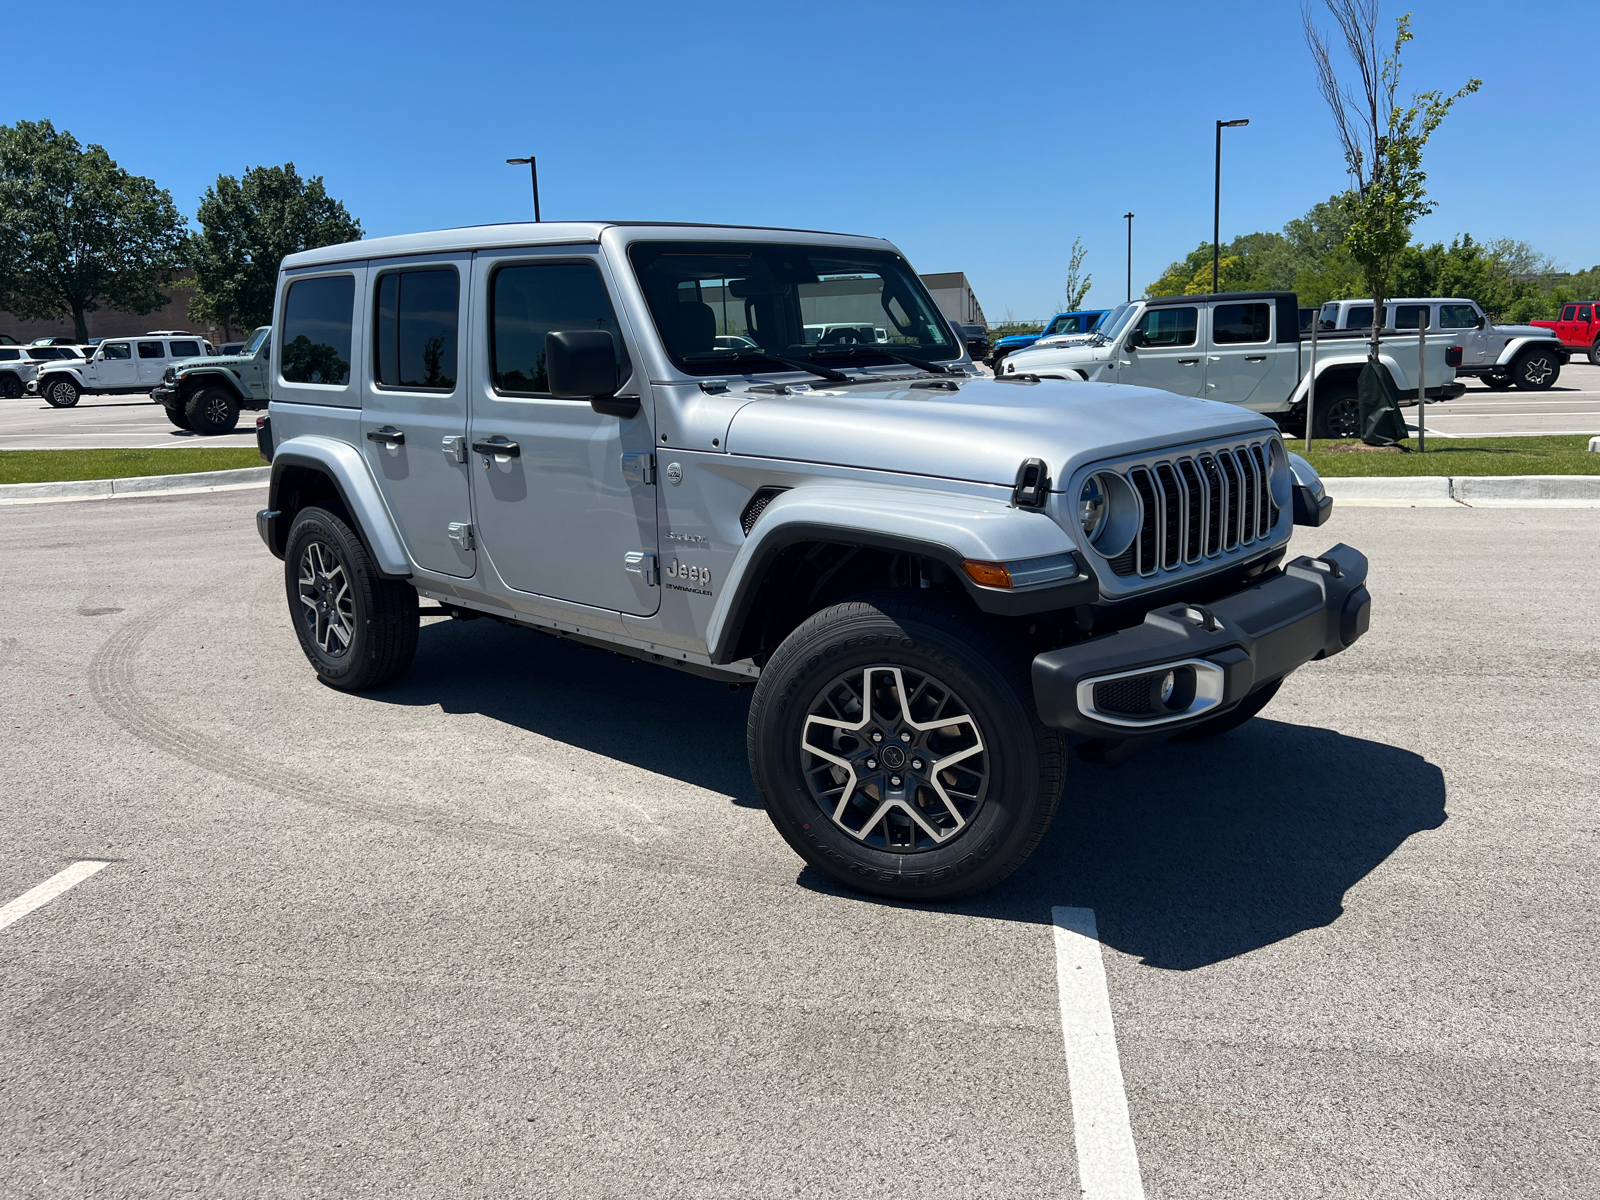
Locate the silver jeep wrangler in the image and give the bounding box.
[255,222,1369,900]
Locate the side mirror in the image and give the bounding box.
[1124,330,1142,350]
[1475,315,1485,329]
[546,329,636,418]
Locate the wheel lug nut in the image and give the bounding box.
[872,732,883,743]
[899,732,911,742]
[912,759,923,770]
[890,775,902,787]
[866,759,877,769]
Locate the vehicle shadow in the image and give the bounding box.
[802,720,1448,970]
[373,618,1446,969]
[368,615,762,806]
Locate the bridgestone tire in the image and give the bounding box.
[1512,347,1560,390]
[1171,677,1283,742]
[1589,339,1600,367]
[0,372,21,399]
[1311,381,1360,439]
[43,377,80,408]
[284,506,418,691]
[747,591,1066,901]
[185,385,240,434]
[164,403,191,430]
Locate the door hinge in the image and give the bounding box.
[624,551,659,586]
[448,522,474,551]
[621,451,656,485]
[442,435,467,463]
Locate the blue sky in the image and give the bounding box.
[14,0,1597,320]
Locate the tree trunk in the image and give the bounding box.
[70,300,89,344]
[1369,289,1383,362]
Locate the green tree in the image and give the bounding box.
[188,163,362,337]
[1062,237,1092,310]
[1304,1,1480,358]
[0,120,187,342]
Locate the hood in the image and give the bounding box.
[174,354,251,372]
[723,375,1276,490]
[1494,323,1556,339]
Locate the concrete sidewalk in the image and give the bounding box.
[0,466,269,505]
[1324,473,1600,507]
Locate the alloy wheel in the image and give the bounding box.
[801,665,989,852]
[297,540,355,656]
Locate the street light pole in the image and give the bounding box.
[1213,119,1249,293]
[1123,212,1134,303]
[505,156,540,221]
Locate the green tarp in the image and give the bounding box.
[1358,359,1408,446]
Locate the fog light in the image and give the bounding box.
[1158,671,1175,703]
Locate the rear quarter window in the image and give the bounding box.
[282,274,355,385]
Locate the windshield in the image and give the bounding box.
[1096,303,1137,342]
[628,241,959,375]
[242,327,270,356]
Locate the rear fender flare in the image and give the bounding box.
[1288,360,1364,408]
[706,482,1091,663]
[266,435,411,576]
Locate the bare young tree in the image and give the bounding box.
[1303,1,1479,359]
[1062,237,1092,311]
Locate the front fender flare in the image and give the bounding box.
[705,482,1093,663]
[1496,336,1564,366]
[266,435,411,576]
[175,367,247,401]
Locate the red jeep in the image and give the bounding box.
[1531,302,1600,365]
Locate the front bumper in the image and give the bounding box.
[1032,543,1370,737]
[150,384,176,403]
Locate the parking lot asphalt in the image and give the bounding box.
[2,491,1598,1199]
[3,364,1599,453]
[0,392,259,450]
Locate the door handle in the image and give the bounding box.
[366,426,405,446]
[1244,355,1267,362]
[471,436,520,458]
[1177,358,1199,365]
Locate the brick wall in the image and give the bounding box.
[0,272,245,343]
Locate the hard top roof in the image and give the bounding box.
[1146,290,1295,307]
[282,221,897,271]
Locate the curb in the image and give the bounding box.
[1323,474,1600,507]
[0,466,269,506]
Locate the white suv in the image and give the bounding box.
[29,333,215,408]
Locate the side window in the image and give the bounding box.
[1135,306,1197,348]
[1212,302,1270,344]
[0,348,17,361]
[103,342,132,360]
[1561,305,1578,321]
[1346,306,1373,330]
[137,341,164,359]
[281,274,355,385]
[168,339,201,357]
[1394,304,1429,329]
[491,262,628,396]
[374,268,459,390]
[1580,305,1593,322]
[1440,304,1477,329]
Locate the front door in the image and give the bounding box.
[1205,298,1278,408]
[1122,304,1205,397]
[360,256,476,578]
[92,341,139,390]
[240,333,270,399]
[467,249,659,617]
[1438,302,1486,365]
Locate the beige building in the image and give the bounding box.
[919,271,988,329]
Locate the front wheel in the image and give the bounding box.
[164,403,191,430]
[185,385,240,434]
[0,372,22,399]
[283,506,419,691]
[1512,347,1559,390]
[43,377,80,408]
[1311,381,1360,439]
[747,592,1065,901]
[1479,373,1509,390]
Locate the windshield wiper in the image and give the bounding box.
[682,350,849,383]
[808,346,954,375]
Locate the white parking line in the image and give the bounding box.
[0,861,110,930]
[1053,906,1145,1200]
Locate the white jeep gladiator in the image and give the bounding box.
[1002,291,1465,439]
[254,223,1369,900]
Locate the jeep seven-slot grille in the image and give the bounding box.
[1107,440,1282,579]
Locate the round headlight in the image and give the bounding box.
[1079,476,1107,541]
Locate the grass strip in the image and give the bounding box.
[0,447,264,485]
[1297,434,1599,477]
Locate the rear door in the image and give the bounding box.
[136,340,167,386]
[1578,304,1594,350]
[1205,299,1276,407]
[1556,304,1578,346]
[360,255,476,578]
[1121,304,1205,396]
[467,247,659,616]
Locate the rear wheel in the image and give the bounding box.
[1311,381,1360,439]
[184,384,240,434]
[43,376,80,408]
[1512,347,1559,390]
[748,591,1066,901]
[283,506,418,691]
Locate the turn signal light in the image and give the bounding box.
[961,559,1012,589]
